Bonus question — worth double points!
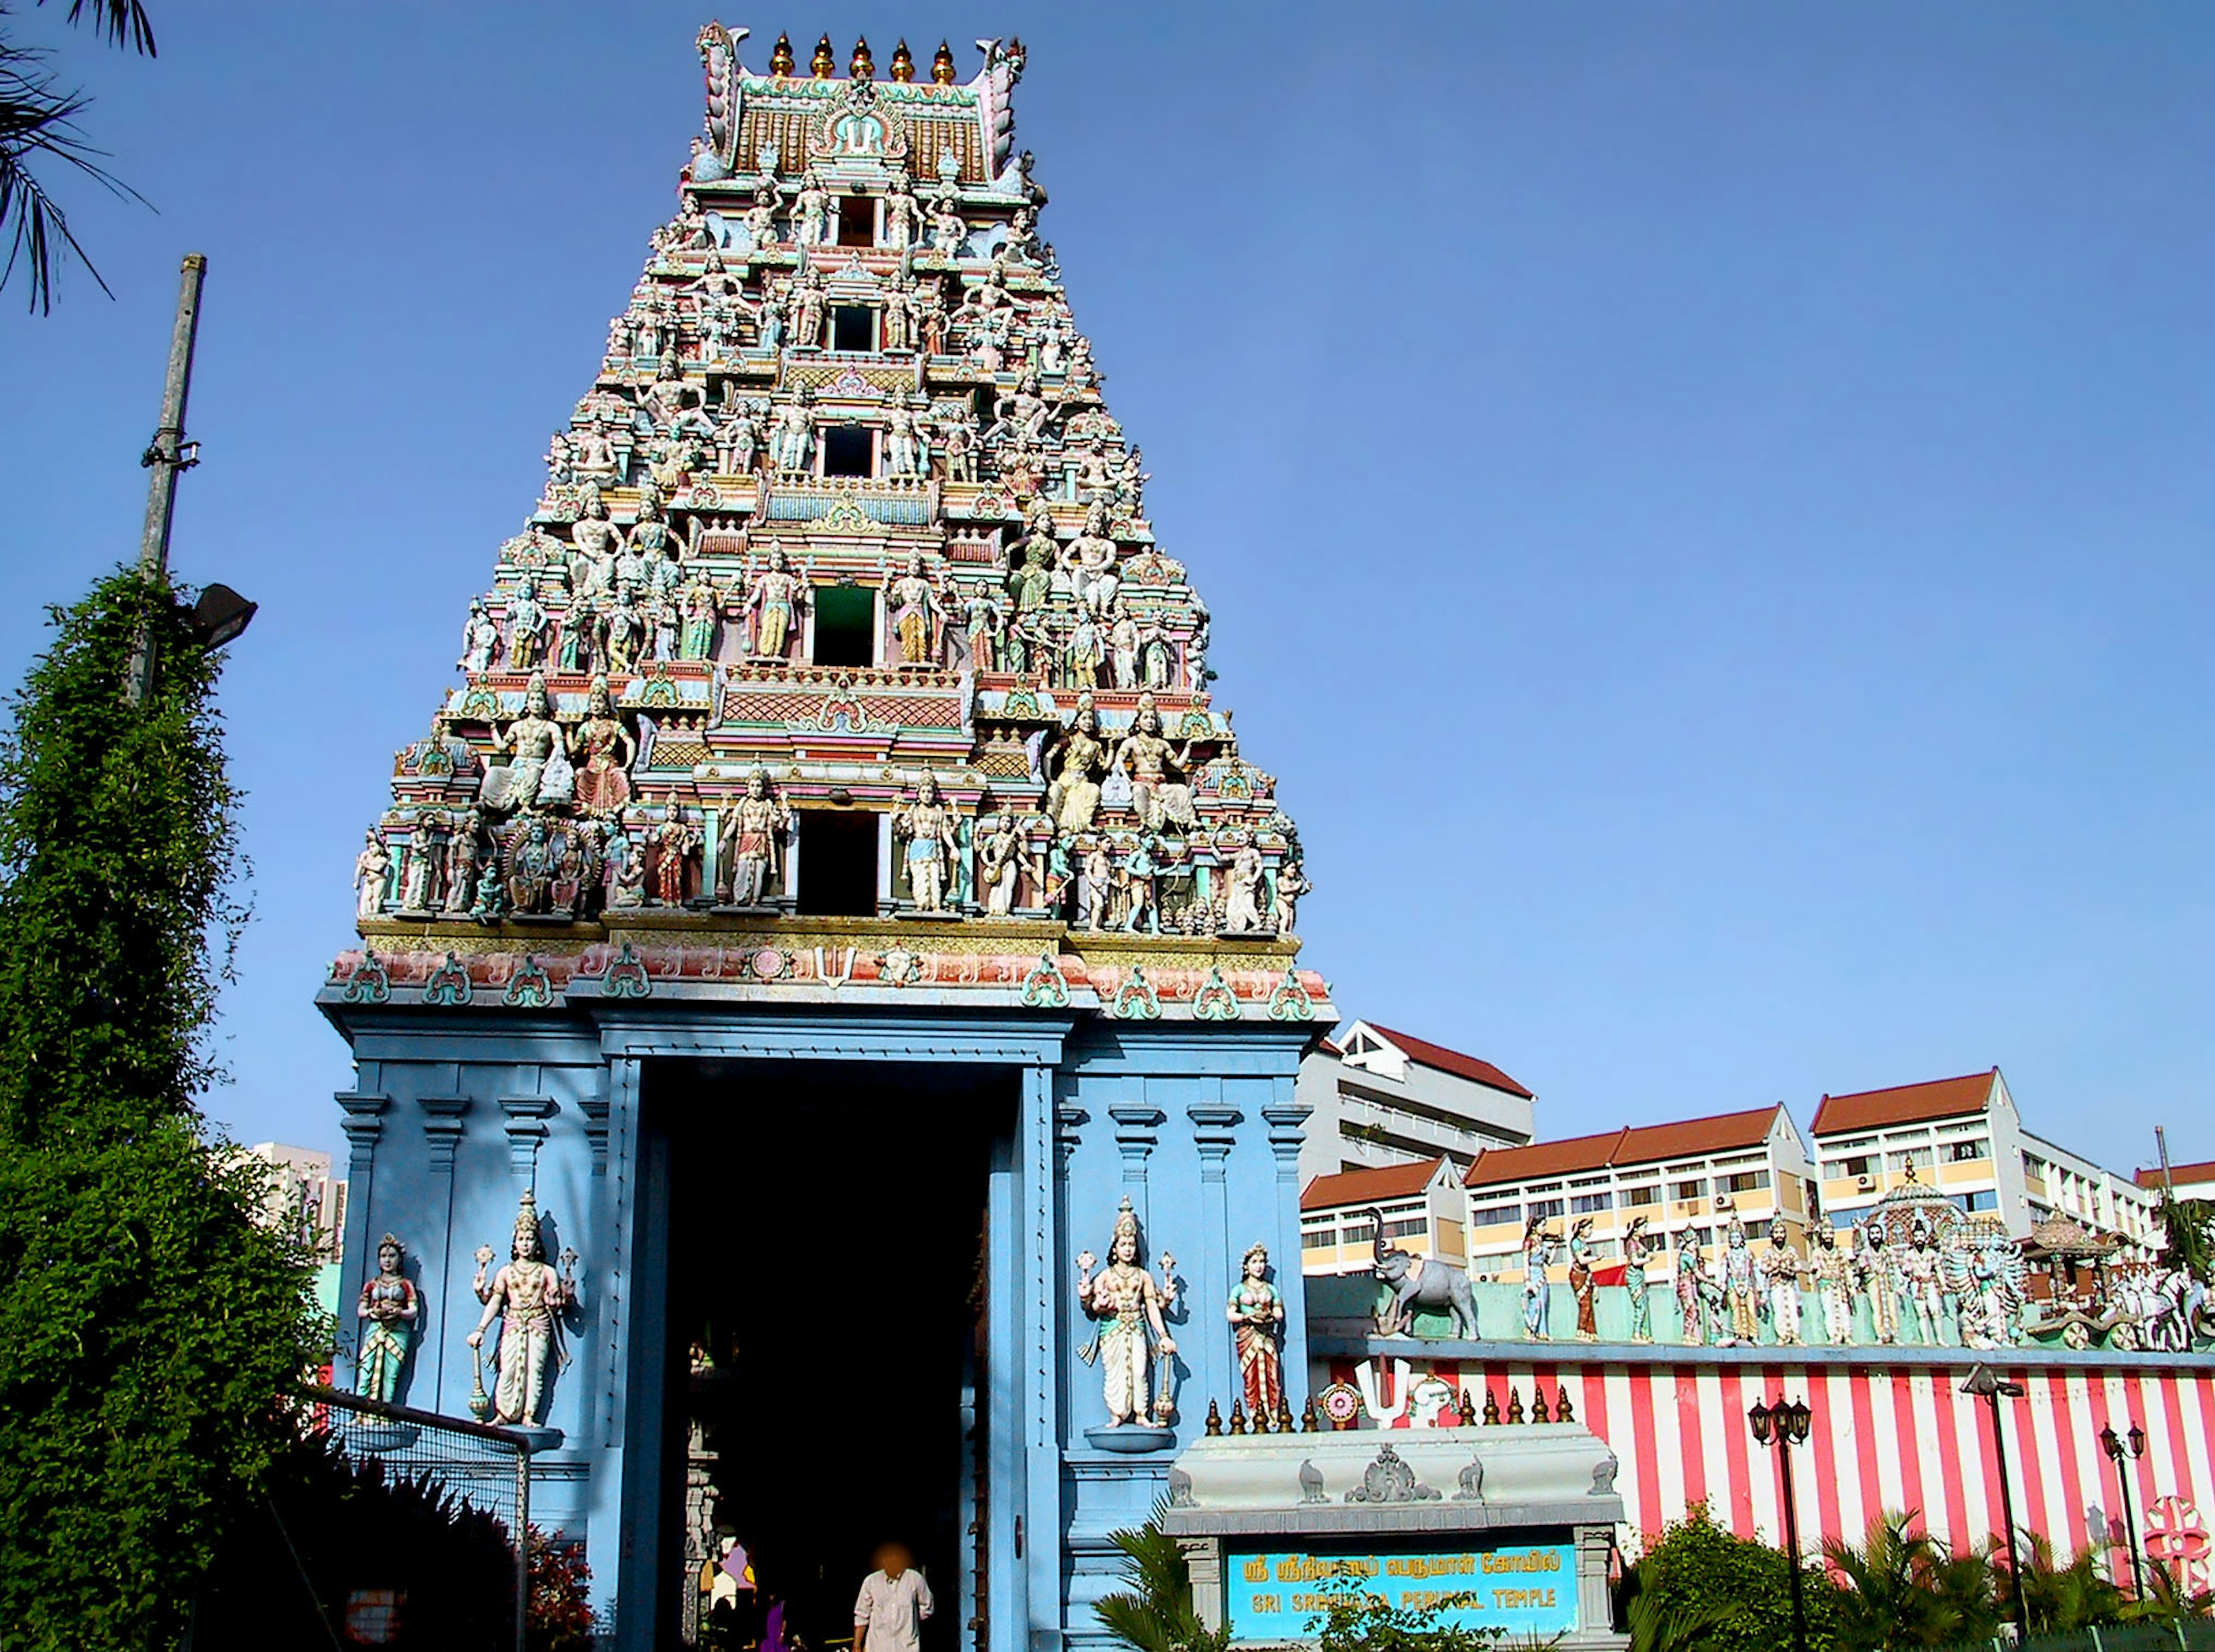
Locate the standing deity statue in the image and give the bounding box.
[743,542,808,660]
[467,1192,571,1427]
[1721,1217,1759,1345]
[975,813,1022,916]
[895,774,958,912]
[960,589,1004,674]
[1226,1243,1285,1420]
[1760,1218,1804,1345]
[1622,1216,1654,1343]
[884,554,942,666]
[883,274,917,354]
[1107,600,1139,690]
[940,404,978,483]
[769,394,813,474]
[1221,843,1269,936]
[1111,696,1196,833]
[740,182,779,257]
[1811,1226,1858,1345]
[1569,1217,1600,1341]
[716,768,791,907]
[399,813,442,913]
[507,585,551,671]
[679,577,721,660]
[652,802,699,906]
[504,817,558,915]
[1063,605,1102,690]
[1899,1220,1945,1345]
[1272,859,1310,937]
[460,598,500,673]
[716,400,763,475]
[487,676,566,813]
[443,808,487,915]
[354,828,391,921]
[355,1233,419,1404]
[1046,704,1110,832]
[791,266,828,350]
[1962,1234,2022,1349]
[1080,838,1112,932]
[884,404,929,478]
[758,277,791,352]
[568,675,636,816]
[793,171,831,247]
[1076,1199,1176,1428]
[1673,1227,1709,1345]
[1521,1217,1557,1341]
[1862,1226,1902,1345]
[603,593,647,673]
[1120,835,1159,935]
[882,167,919,249]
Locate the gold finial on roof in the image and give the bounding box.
[769,31,794,76]
[811,33,836,78]
[931,40,956,85]
[889,39,914,82]
[851,36,874,80]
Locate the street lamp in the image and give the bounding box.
[2098,1422,2148,1599]
[1748,1395,1814,1652]
[1962,1364,2031,1644]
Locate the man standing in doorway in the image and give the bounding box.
[854,1543,933,1652]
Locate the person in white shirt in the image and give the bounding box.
[854,1543,933,1652]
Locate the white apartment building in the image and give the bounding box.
[2135,1157,2215,1203]
[1294,1020,1536,1185]
[243,1141,348,1263]
[1461,1104,1817,1278]
[1811,1069,2157,1254]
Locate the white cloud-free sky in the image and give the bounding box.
[3,3,2210,1169]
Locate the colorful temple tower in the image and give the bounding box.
[325,26,1332,1650]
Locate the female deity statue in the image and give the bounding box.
[1863,1226,1902,1345]
[355,1234,419,1403]
[1811,1226,1857,1345]
[1221,844,1268,935]
[1226,1243,1285,1420]
[1005,504,1057,614]
[468,1192,571,1426]
[895,774,958,912]
[1046,704,1110,833]
[399,814,442,913]
[793,171,830,246]
[1621,1216,1653,1343]
[1271,859,1310,937]
[652,804,699,906]
[1568,1217,1599,1341]
[354,828,391,921]
[884,555,942,666]
[1721,1217,1759,1345]
[1075,1199,1176,1428]
[743,543,808,661]
[568,676,637,816]
[679,577,721,661]
[1520,1216,1556,1341]
[716,768,791,907]
[940,405,977,482]
[1760,1218,1804,1345]
[975,813,1022,916]
[1673,1227,1708,1345]
[442,809,486,915]
[961,590,1003,673]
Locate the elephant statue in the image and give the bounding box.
[1367,1205,1480,1340]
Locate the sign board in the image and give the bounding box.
[1223,1544,1578,1642]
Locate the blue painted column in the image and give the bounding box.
[332,1088,388,1390]
[987,1127,1020,1652]
[420,1092,469,1405]
[1021,1060,1063,1651]
[1188,1090,1240,1422]
[1263,1087,1313,1408]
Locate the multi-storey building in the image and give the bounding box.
[2137,1158,2215,1202]
[1810,1068,2156,1251]
[1294,1019,1534,1184]
[1462,1104,1816,1276]
[1298,1156,1467,1277]
[243,1141,348,1263]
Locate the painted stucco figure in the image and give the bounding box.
[467,1191,570,1427]
[355,1233,419,1404]
[1076,1198,1174,1428]
[1227,1242,1286,1421]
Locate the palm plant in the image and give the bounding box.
[1823,1510,1998,1650]
[1093,1519,1231,1652]
[1621,1586,1729,1652]
[1992,1529,2126,1635]
[2123,1557,2215,1624]
[1,0,155,311]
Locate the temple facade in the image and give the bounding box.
[325,26,1338,1652]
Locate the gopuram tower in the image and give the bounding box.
[325,27,1330,1650]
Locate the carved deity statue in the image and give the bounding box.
[354,828,391,921]
[791,266,827,350]
[652,801,699,906]
[742,542,808,660]
[460,598,499,673]
[1621,1216,1654,1343]
[1221,843,1268,936]
[895,773,958,912]
[1076,1199,1176,1428]
[1811,1226,1857,1345]
[884,404,929,478]
[716,768,791,907]
[769,394,813,474]
[487,676,566,814]
[975,813,1022,916]
[1863,1226,1902,1345]
[399,813,442,913]
[569,675,636,816]
[716,400,763,475]
[1521,1217,1557,1341]
[1569,1217,1600,1340]
[1046,703,1110,832]
[355,1233,419,1404]
[468,1192,571,1427]
[1674,1227,1709,1345]
[884,554,941,666]
[1110,695,1196,834]
[1760,1218,1804,1345]
[1272,858,1309,937]
[679,576,721,660]
[1900,1220,1944,1345]
[1227,1242,1285,1420]
[1721,1217,1759,1345]
[1060,501,1120,616]
[793,171,831,247]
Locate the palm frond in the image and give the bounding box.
[0,35,147,310]
[54,0,157,57]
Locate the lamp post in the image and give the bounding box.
[1962,1364,2030,1643]
[2099,1422,2148,1599]
[1748,1395,1812,1652]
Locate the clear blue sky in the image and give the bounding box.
[4,3,2211,1170]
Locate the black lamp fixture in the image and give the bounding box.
[2100,1421,2148,1600]
[185,583,257,648]
[1962,1365,2032,1643]
[1747,1395,1814,1652]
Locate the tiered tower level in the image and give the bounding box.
[347,26,1322,1022]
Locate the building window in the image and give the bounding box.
[1961,1189,1998,1213]
[1830,1155,1875,1180]
[831,304,876,352]
[1570,1191,1613,1215]
[1946,1139,1987,1164]
[1671,1179,1706,1203]
[836,193,875,247]
[1622,1184,1660,1207]
[1469,1200,1519,1227]
[811,584,876,667]
[1526,1197,1564,1222]
[1383,1216,1427,1241]
[1300,1217,1334,1243]
[1887,1147,1934,1174]
[794,809,878,918]
[1722,1170,1770,1195]
[822,424,874,477]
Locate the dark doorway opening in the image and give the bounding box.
[811,584,876,668]
[831,305,877,354]
[823,424,874,477]
[659,1061,1005,1652]
[837,193,876,247]
[795,809,879,916]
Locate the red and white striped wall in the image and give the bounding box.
[1320,1350,2215,1587]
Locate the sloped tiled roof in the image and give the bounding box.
[1811,1069,1996,1136]
[1302,1157,1448,1211]
[2137,1160,2215,1190]
[1465,1105,1789,1191]
[1361,1023,1534,1099]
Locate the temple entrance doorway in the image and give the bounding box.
[659,1060,1010,1652]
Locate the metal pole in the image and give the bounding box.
[2118,1451,2145,1601]
[515,1442,531,1652]
[1989,1391,2030,1643]
[1777,1435,1809,1652]
[126,253,207,704]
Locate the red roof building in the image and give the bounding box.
[1294,1019,1536,1187]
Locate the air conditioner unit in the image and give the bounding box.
[1713,1193,1734,1212]
[1856,1174,1875,1193]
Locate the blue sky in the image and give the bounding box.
[3,3,2212,1170]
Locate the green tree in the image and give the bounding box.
[1993,1530,2125,1635]
[2155,1191,2215,1283]
[1822,1510,1996,1650]
[1,0,155,310]
[1621,1503,1842,1652]
[1303,1576,1503,1652]
[0,569,320,1650]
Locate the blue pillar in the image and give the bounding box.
[1022,1060,1063,1651]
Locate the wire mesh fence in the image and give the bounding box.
[1935,1623,2215,1652]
